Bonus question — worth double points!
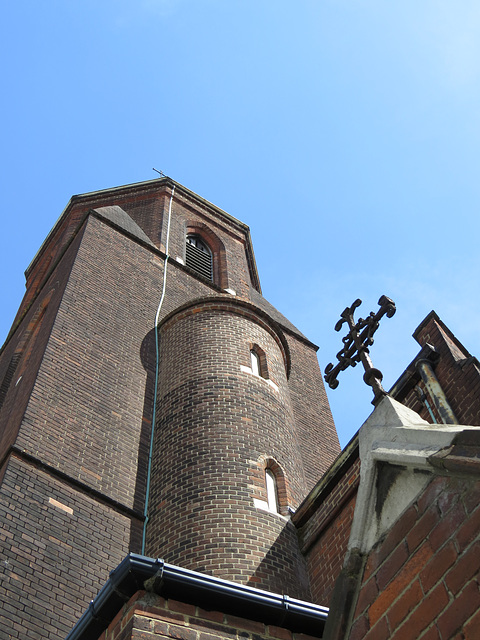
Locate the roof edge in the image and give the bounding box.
[413,310,472,358]
[25,177,259,288]
[66,554,328,640]
[292,433,359,528]
[158,295,292,378]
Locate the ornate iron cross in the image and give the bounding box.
[324,295,396,405]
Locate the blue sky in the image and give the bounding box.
[1,1,480,447]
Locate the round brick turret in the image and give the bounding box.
[145,297,311,597]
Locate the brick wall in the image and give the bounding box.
[167,197,253,298]
[97,591,323,640]
[16,179,258,331]
[4,183,337,510]
[392,312,480,426]
[416,314,480,426]
[14,216,160,509]
[348,474,480,639]
[0,455,131,640]
[305,493,357,608]
[0,223,85,460]
[285,335,339,486]
[296,452,360,607]
[16,183,169,325]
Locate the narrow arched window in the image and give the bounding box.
[265,468,279,513]
[249,344,269,379]
[186,234,213,281]
[250,350,260,376]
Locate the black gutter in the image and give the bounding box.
[66,554,329,640]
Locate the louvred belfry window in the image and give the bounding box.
[186,234,213,281]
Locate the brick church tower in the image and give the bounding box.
[0,178,339,639]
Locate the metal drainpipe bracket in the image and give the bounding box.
[87,599,102,622]
[277,594,290,627]
[144,558,165,592]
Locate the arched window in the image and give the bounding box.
[265,468,279,513]
[250,350,260,376]
[185,234,213,281]
[250,344,269,379]
[252,457,288,516]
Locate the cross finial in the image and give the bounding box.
[324,295,396,405]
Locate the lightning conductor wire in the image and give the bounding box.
[142,183,175,554]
